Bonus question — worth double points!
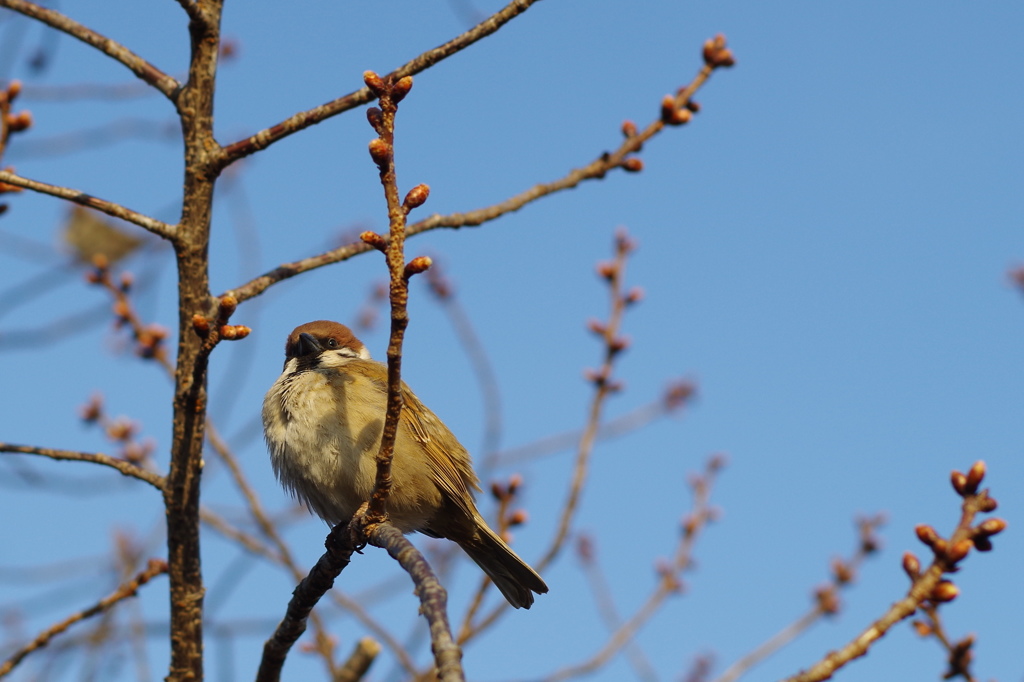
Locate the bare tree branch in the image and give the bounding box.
[0,558,168,679]
[216,0,543,168]
[0,170,176,240]
[782,462,1004,682]
[368,524,464,682]
[0,442,166,490]
[221,44,731,306]
[256,523,356,682]
[0,0,180,99]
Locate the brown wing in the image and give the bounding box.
[400,381,481,521]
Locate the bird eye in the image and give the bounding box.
[325,337,338,349]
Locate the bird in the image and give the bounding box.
[262,320,548,609]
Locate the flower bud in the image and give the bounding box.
[621,158,644,173]
[366,107,383,132]
[621,120,637,138]
[965,460,986,493]
[902,551,920,577]
[404,256,433,278]
[403,183,430,211]
[915,524,940,547]
[931,581,959,603]
[363,70,386,96]
[368,138,392,167]
[976,517,1007,537]
[360,231,387,252]
[950,470,967,496]
[391,76,413,103]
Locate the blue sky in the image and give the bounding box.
[0,2,1021,681]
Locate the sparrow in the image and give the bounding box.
[262,320,548,609]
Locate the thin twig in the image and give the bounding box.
[222,36,731,306]
[782,462,1004,682]
[0,558,168,679]
[488,380,695,468]
[712,516,884,682]
[538,455,724,682]
[0,0,180,99]
[0,170,176,240]
[335,637,381,682]
[216,0,542,167]
[458,229,640,645]
[0,442,165,490]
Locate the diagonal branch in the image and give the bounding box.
[0,0,180,99]
[216,0,542,168]
[0,558,168,679]
[368,524,464,682]
[0,170,176,241]
[0,442,166,490]
[221,39,730,306]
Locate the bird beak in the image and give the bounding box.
[297,332,322,357]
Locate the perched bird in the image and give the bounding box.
[262,320,548,608]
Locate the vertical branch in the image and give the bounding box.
[357,71,461,679]
[164,2,228,680]
[357,71,430,525]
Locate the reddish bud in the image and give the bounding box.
[977,495,998,512]
[621,157,644,173]
[7,111,32,132]
[490,481,506,500]
[508,509,528,526]
[931,581,959,603]
[915,524,940,547]
[192,314,210,336]
[685,100,702,113]
[608,335,630,354]
[595,261,617,280]
[976,517,1007,537]
[902,551,920,578]
[660,95,678,124]
[669,107,692,126]
[703,34,735,68]
[391,76,414,103]
[6,80,21,100]
[218,294,238,320]
[106,419,135,441]
[950,470,968,496]
[113,299,131,321]
[624,286,644,305]
[366,107,383,132]
[363,70,386,96]
[947,539,972,563]
[403,184,430,211]
[965,460,985,493]
[80,396,103,423]
[220,325,251,341]
[831,559,854,585]
[404,256,433,278]
[368,138,392,167]
[815,586,840,614]
[973,536,993,552]
[621,120,638,138]
[360,231,387,252]
[507,473,523,494]
[119,273,134,292]
[586,319,607,336]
